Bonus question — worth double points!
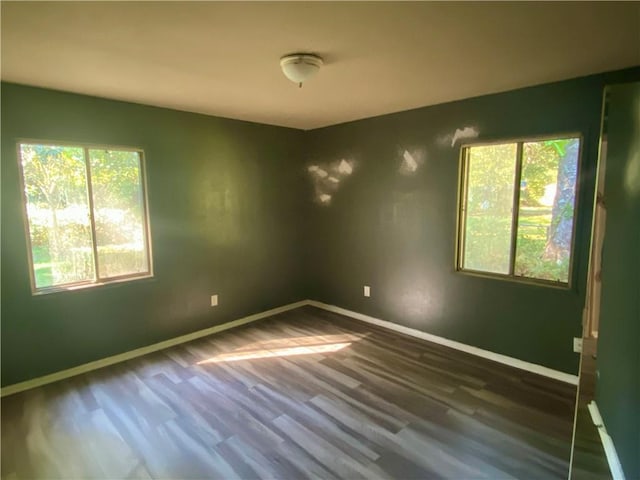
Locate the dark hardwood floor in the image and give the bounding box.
[1,306,577,479]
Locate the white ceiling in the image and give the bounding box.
[2,2,639,130]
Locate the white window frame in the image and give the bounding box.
[16,139,154,295]
[455,134,582,289]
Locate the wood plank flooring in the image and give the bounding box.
[1,306,577,479]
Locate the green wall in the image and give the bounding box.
[302,70,637,375]
[596,82,640,480]
[1,83,307,386]
[3,70,638,387]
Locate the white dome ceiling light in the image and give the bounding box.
[280,53,323,88]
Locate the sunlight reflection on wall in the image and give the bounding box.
[437,126,479,148]
[384,269,444,326]
[192,165,243,246]
[626,145,640,196]
[307,158,356,205]
[398,148,426,175]
[625,95,640,196]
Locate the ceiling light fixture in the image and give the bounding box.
[280,53,323,88]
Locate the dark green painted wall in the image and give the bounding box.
[303,72,637,375]
[596,82,640,480]
[1,83,307,386]
[3,69,638,387]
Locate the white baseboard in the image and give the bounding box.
[588,401,626,480]
[0,300,309,398]
[2,298,579,397]
[308,300,579,385]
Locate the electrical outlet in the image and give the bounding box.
[363,285,371,297]
[573,337,582,353]
[210,294,219,307]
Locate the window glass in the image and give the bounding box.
[89,149,149,278]
[19,142,151,293]
[458,136,580,286]
[515,139,579,283]
[20,144,95,288]
[462,143,517,274]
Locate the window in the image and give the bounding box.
[18,142,152,293]
[457,136,580,286]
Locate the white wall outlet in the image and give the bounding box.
[573,337,583,353]
[363,285,371,297]
[210,294,219,307]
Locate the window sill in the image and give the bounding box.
[32,273,155,296]
[456,268,572,290]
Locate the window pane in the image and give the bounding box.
[515,138,579,283]
[89,149,149,278]
[462,143,518,274]
[20,144,95,288]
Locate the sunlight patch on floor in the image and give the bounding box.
[197,333,365,364]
